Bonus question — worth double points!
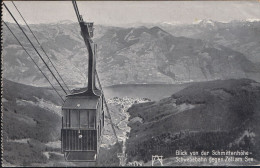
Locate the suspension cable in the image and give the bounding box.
[4,21,65,102]
[4,3,68,95]
[96,70,119,143]
[72,0,81,23]
[11,1,71,93]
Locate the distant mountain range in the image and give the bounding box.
[160,19,260,63]
[3,20,260,87]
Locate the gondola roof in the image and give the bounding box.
[62,95,100,110]
[62,87,102,110]
[71,87,102,96]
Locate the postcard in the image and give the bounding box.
[2,0,260,166]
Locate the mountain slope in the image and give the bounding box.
[96,25,260,83]
[125,79,260,164]
[3,21,260,87]
[162,20,260,63]
[2,79,63,166]
[2,79,123,166]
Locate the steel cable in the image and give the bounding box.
[4,21,65,102]
[11,1,71,93]
[4,3,68,95]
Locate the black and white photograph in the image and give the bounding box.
[2,0,260,166]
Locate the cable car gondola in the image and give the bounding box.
[3,0,112,163]
[61,16,104,162]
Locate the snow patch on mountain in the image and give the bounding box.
[246,19,260,22]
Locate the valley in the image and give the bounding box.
[3,78,260,166]
[2,79,186,166]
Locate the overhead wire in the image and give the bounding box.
[96,70,119,143]
[3,3,68,95]
[11,1,71,93]
[72,0,81,23]
[4,21,65,102]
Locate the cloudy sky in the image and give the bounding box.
[3,1,260,26]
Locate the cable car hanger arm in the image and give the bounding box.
[71,0,120,144]
[72,0,93,53]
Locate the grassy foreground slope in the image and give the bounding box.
[2,79,63,166]
[126,79,260,164]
